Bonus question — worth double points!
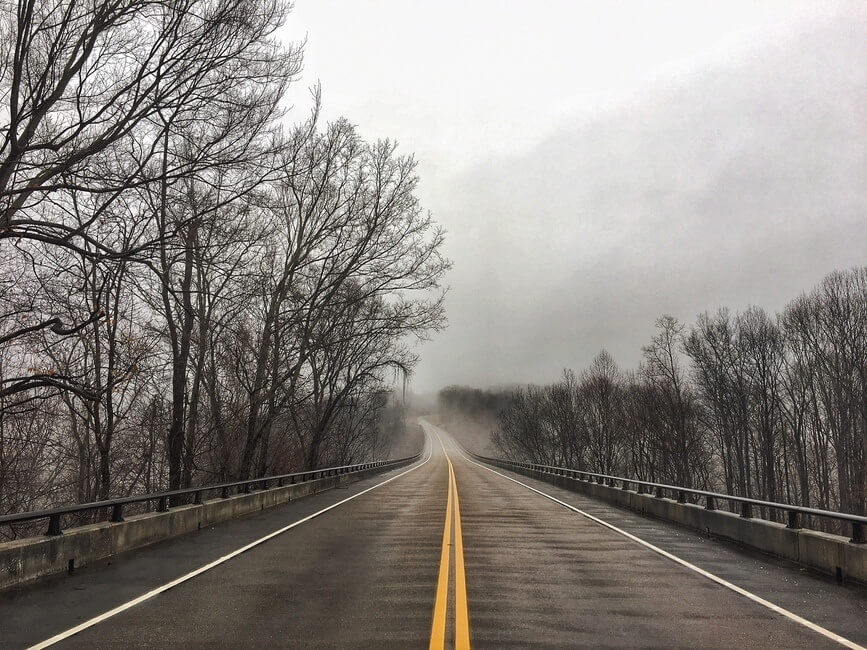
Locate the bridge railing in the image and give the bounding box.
[469,452,867,544]
[0,453,420,538]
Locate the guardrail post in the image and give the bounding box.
[740,502,752,519]
[655,486,664,498]
[158,496,169,512]
[705,496,715,511]
[111,504,124,522]
[46,513,62,536]
[193,490,203,505]
[242,482,251,494]
[786,510,799,529]
[621,480,629,490]
[677,490,686,504]
[852,522,866,544]
[221,486,229,498]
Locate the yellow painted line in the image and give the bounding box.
[429,447,453,649]
[451,458,471,650]
[428,428,471,650]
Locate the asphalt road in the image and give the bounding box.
[1,420,864,649]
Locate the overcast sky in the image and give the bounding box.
[281,1,867,393]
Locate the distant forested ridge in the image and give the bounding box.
[442,267,867,522]
[438,387,512,421]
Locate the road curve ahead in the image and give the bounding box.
[1,420,865,648]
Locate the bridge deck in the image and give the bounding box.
[1,422,864,648]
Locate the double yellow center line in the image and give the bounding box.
[430,432,471,650]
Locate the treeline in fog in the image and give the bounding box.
[442,267,867,520]
[0,0,447,529]
[438,387,511,422]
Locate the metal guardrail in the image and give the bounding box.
[0,453,420,537]
[470,452,867,544]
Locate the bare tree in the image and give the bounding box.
[0,0,299,400]
[580,351,624,475]
[490,270,866,522]
[236,119,447,478]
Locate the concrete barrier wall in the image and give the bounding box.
[487,460,867,585]
[0,461,411,592]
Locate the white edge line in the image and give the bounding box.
[440,428,864,650]
[29,440,433,650]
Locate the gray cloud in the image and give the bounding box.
[414,11,867,392]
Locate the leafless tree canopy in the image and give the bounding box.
[445,268,867,524]
[0,0,448,532]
